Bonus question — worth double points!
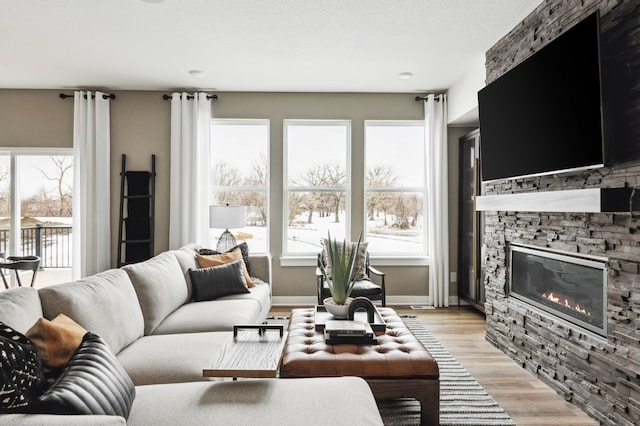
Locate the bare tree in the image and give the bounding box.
[243,154,268,226]
[287,192,306,226]
[213,161,242,206]
[294,166,323,223]
[22,186,55,217]
[213,161,241,187]
[293,164,346,223]
[38,157,73,217]
[391,193,423,229]
[366,165,397,224]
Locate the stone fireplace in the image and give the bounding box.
[479,1,640,425]
[508,244,607,337]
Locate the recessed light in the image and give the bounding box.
[397,72,413,80]
[188,70,205,78]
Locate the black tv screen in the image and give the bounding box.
[478,12,604,182]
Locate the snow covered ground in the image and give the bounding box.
[229,211,424,254]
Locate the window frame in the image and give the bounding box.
[282,119,352,258]
[364,120,428,261]
[209,118,270,253]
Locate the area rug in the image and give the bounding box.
[377,316,516,426]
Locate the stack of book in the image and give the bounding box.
[324,320,376,345]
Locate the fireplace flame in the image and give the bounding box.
[542,292,591,317]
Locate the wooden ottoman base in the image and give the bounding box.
[367,378,439,426]
[281,308,440,425]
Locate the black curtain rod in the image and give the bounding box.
[59,93,116,100]
[162,94,218,101]
[415,95,442,102]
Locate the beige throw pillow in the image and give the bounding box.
[26,313,87,369]
[322,240,369,282]
[196,248,255,287]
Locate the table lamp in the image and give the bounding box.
[209,205,246,252]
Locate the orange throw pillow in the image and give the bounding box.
[26,314,87,369]
[196,249,255,287]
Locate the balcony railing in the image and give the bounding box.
[0,225,72,268]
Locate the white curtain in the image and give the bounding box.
[72,91,112,279]
[169,92,212,249]
[425,94,449,307]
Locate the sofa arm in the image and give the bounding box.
[248,253,272,285]
[0,414,125,425]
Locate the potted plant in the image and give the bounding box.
[319,232,362,318]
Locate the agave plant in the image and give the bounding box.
[319,232,362,305]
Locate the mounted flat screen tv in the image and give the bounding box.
[478,12,604,182]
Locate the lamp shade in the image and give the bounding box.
[209,205,246,229]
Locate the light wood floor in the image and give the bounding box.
[270,305,598,426]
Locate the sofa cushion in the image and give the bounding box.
[0,287,43,334]
[123,252,188,335]
[31,333,135,419]
[151,282,270,335]
[0,322,47,413]
[39,269,144,355]
[196,249,255,287]
[26,314,87,381]
[189,260,250,302]
[128,377,384,426]
[171,245,200,301]
[116,331,229,385]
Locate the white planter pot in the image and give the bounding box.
[323,297,353,319]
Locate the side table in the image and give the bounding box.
[203,324,287,379]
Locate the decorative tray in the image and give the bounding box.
[314,305,386,333]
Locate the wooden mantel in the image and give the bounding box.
[475,187,633,213]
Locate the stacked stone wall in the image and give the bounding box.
[483,1,640,424]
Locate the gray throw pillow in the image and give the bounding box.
[188,260,250,302]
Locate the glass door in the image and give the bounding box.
[0,154,10,256]
[0,150,74,287]
[457,129,484,311]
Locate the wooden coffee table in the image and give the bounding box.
[203,324,288,378]
[280,308,440,426]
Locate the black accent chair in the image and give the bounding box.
[316,252,386,306]
[0,255,41,289]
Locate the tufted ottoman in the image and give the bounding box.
[280,307,439,425]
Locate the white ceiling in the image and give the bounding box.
[1,0,541,93]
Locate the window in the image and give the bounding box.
[0,149,75,286]
[284,120,350,255]
[210,119,269,253]
[365,121,426,255]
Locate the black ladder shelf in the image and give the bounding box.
[117,154,156,268]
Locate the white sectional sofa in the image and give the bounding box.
[0,245,383,425]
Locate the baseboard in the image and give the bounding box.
[271,295,459,307]
[271,296,317,306]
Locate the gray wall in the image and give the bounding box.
[0,89,469,302]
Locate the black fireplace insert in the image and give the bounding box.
[509,244,607,337]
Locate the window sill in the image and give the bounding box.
[280,256,316,267]
[279,256,429,267]
[370,256,429,266]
